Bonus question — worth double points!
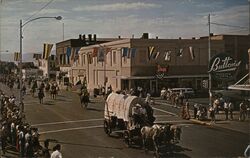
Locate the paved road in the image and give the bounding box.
[0,83,249,158]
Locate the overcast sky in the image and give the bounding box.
[0,0,249,61]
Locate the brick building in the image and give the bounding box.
[68,34,250,95]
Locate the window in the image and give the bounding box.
[113,51,116,64]
[83,55,86,65]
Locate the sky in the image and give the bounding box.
[0,0,249,62]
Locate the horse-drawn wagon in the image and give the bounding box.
[104,92,151,147]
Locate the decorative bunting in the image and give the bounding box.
[74,47,80,61]
[130,48,137,58]
[122,47,129,57]
[164,51,171,61]
[148,46,155,60]
[151,49,160,60]
[88,53,93,64]
[42,43,53,60]
[106,48,111,54]
[14,52,20,61]
[66,47,72,57]
[189,46,195,60]
[177,48,183,57]
[92,47,98,57]
[97,48,105,62]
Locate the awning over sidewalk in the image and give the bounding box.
[228,74,250,91]
[113,74,208,80]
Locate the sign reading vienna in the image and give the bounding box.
[208,53,241,81]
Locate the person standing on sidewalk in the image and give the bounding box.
[224,100,229,120]
[239,101,247,121]
[193,103,199,119]
[228,101,234,120]
[209,105,216,124]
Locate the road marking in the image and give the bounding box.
[40,125,103,134]
[153,107,178,116]
[32,118,103,127]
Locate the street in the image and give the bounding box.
[0,83,249,158]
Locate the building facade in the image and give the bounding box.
[70,34,250,96]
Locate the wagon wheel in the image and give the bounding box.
[123,131,131,147]
[104,120,112,136]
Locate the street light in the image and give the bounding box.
[19,16,62,109]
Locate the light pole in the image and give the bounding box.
[208,14,212,105]
[19,16,62,108]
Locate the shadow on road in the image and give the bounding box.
[57,141,123,150]
[160,144,192,158]
[86,107,104,112]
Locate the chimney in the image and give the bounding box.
[132,34,134,39]
[79,34,82,40]
[82,34,86,41]
[142,33,149,39]
[88,34,92,42]
[93,34,97,42]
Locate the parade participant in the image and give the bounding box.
[51,144,62,158]
[209,105,216,124]
[38,88,45,104]
[224,100,229,120]
[193,103,199,119]
[228,101,234,120]
[239,101,247,121]
[132,104,143,127]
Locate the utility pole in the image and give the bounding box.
[63,23,64,40]
[208,14,212,105]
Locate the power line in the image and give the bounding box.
[25,0,55,22]
[211,22,248,30]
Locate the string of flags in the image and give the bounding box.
[42,43,53,60]
[14,52,20,61]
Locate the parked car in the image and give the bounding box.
[170,88,195,98]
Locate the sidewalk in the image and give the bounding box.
[154,97,250,134]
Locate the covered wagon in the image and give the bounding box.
[104,92,148,147]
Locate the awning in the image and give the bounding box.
[113,74,208,80]
[228,74,250,91]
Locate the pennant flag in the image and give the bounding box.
[177,48,183,57]
[42,43,53,60]
[33,53,42,60]
[88,53,93,64]
[130,48,137,58]
[97,48,105,62]
[70,47,75,61]
[66,47,72,57]
[151,48,160,60]
[92,47,98,57]
[74,47,80,61]
[122,47,129,57]
[164,51,171,61]
[189,46,195,60]
[14,52,20,61]
[106,48,111,54]
[148,46,155,60]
